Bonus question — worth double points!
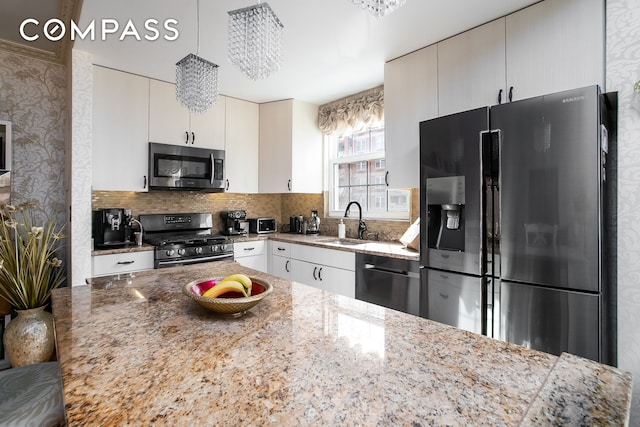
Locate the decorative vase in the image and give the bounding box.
[3,306,55,368]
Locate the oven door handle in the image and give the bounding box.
[156,253,233,267]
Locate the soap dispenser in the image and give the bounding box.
[338,218,346,239]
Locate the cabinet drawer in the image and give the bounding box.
[92,251,154,277]
[291,244,354,271]
[270,241,291,257]
[234,240,266,258]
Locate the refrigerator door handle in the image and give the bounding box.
[480,129,501,277]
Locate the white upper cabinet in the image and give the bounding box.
[437,18,507,115]
[92,66,150,192]
[148,79,226,149]
[383,45,438,190]
[259,99,323,193]
[505,0,604,101]
[225,97,259,193]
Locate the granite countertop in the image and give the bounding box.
[91,233,420,261]
[52,261,631,426]
[91,243,154,256]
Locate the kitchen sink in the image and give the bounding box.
[317,238,366,247]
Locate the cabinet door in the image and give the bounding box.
[290,259,319,289]
[148,79,190,145]
[384,45,438,189]
[438,18,506,116]
[190,96,226,150]
[271,255,292,280]
[92,66,149,192]
[259,100,292,193]
[225,97,259,193]
[505,0,604,101]
[235,255,267,273]
[290,100,323,193]
[234,241,267,272]
[317,265,355,299]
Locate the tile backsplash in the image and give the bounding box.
[92,189,419,242]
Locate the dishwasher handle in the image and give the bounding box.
[363,263,420,279]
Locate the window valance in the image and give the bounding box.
[318,85,384,135]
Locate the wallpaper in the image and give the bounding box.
[606,0,640,424]
[0,50,67,226]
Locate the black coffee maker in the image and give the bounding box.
[220,210,248,236]
[92,208,132,248]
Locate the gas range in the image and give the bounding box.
[139,213,234,269]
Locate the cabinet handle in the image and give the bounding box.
[385,171,389,186]
[285,259,290,273]
[185,131,189,144]
[287,179,292,191]
[439,293,449,299]
[318,267,323,281]
[508,86,513,102]
[312,266,318,280]
[277,247,286,251]
[192,132,195,144]
[143,175,147,189]
[117,260,135,265]
[244,247,255,251]
[498,89,503,104]
[225,179,230,191]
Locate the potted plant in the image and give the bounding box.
[0,203,65,367]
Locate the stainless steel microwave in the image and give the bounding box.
[148,142,225,191]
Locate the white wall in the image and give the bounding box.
[69,49,93,286]
[606,1,640,424]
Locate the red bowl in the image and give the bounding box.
[189,279,266,298]
[183,277,273,317]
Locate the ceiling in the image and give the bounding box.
[1,0,540,105]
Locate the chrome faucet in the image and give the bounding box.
[344,201,367,239]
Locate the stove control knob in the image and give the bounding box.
[195,247,203,254]
[166,249,175,257]
[211,245,219,253]
[178,248,186,256]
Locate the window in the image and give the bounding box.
[327,126,410,220]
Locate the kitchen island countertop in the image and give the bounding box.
[52,261,631,425]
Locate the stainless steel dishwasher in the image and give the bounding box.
[355,253,420,316]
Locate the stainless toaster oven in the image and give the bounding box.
[249,218,276,234]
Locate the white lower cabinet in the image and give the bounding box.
[234,240,267,273]
[270,241,292,279]
[271,255,292,280]
[289,243,355,298]
[92,251,154,277]
[290,259,355,299]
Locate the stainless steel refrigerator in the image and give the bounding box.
[419,86,617,365]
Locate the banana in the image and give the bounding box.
[202,280,248,298]
[220,273,252,295]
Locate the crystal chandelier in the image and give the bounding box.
[176,0,219,113]
[228,1,284,81]
[350,0,407,18]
